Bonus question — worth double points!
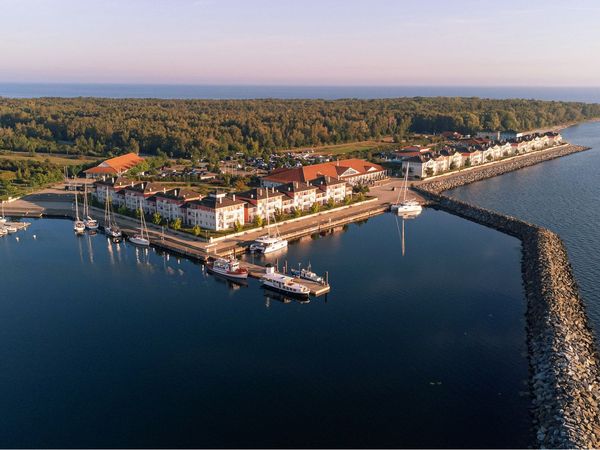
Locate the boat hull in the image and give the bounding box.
[207,265,249,280]
[261,282,310,299]
[129,236,150,246]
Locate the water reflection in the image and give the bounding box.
[263,289,310,307]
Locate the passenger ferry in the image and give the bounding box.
[207,256,249,280]
[261,265,310,298]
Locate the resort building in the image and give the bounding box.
[185,192,246,231]
[236,188,285,224]
[262,158,387,187]
[277,181,318,212]
[92,177,130,205]
[309,176,349,205]
[122,181,161,213]
[84,152,144,179]
[154,188,202,222]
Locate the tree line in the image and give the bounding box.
[0,97,598,162]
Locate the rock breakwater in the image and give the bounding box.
[415,145,600,448]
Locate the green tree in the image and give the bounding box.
[192,225,202,236]
[171,217,182,230]
[253,215,263,227]
[152,212,162,225]
[310,202,320,214]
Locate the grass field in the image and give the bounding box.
[281,140,397,156]
[0,151,97,166]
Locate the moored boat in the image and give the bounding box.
[207,256,249,280]
[391,162,423,216]
[103,187,122,238]
[129,199,150,246]
[73,189,86,233]
[250,236,288,254]
[290,263,324,284]
[82,184,99,230]
[261,265,310,298]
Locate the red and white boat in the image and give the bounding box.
[207,256,249,280]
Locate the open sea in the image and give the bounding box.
[0,210,530,448]
[1,83,600,102]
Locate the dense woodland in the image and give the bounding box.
[1,97,599,163]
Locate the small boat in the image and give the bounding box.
[103,186,122,238]
[73,190,86,233]
[129,199,150,246]
[261,265,310,298]
[391,162,423,216]
[5,224,17,233]
[82,184,99,230]
[0,201,6,225]
[0,227,7,236]
[249,188,288,254]
[250,236,288,254]
[207,256,249,280]
[290,263,324,284]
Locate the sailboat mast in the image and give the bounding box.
[75,190,80,220]
[266,187,270,236]
[402,162,410,203]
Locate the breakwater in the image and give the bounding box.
[415,143,600,448]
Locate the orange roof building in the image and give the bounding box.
[261,158,387,187]
[84,152,144,178]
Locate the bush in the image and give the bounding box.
[152,212,162,225]
[192,225,202,236]
[253,215,263,227]
[310,202,320,214]
[171,217,182,231]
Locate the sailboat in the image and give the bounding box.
[103,187,122,238]
[391,162,422,215]
[0,201,6,225]
[73,190,85,234]
[249,188,288,254]
[129,199,150,246]
[82,184,99,230]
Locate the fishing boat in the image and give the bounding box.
[103,187,122,238]
[290,262,324,284]
[261,265,310,298]
[129,199,150,246]
[249,188,288,254]
[207,256,249,280]
[73,190,86,234]
[391,162,423,215]
[82,184,99,230]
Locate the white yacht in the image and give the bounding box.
[207,256,249,280]
[73,190,86,234]
[103,187,122,238]
[0,201,6,225]
[129,199,150,246]
[82,184,99,230]
[391,162,422,216]
[249,188,288,254]
[261,265,310,298]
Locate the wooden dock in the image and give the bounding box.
[4,221,31,231]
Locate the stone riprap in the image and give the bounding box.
[414,144,600,448]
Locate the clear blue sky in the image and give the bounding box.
[1,0,599,85]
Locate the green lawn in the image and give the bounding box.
[0,151,97,166]
[281,140,397,156]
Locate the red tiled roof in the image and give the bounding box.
[85,152,144,174]
[264,159,384,184]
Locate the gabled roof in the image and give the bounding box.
[237,187,285,202]
[85,152,144,174]
[155,188,201,202]
[263,159,384,184]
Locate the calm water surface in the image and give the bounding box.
[0,210,529,448]
[451,121,600,335]
[1,83,600,102]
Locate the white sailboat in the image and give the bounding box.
[391,162,422,215]
[250,188,288,254]
[129,199,150,246]
[0,201,6,225]
[103,187,122,238]
[73,190,85,234]
[82,184,99,230]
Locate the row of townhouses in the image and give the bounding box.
[396,132,563,178]
[92,175,351,231]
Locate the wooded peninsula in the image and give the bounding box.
[1,97,599,163]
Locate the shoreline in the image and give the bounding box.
[414,143,600,448]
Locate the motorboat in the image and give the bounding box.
[250,236,288,254]
[261,265,310,298]
[207,256,249,280]
[290,263,324,284]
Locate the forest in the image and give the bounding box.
[1,97,598,163]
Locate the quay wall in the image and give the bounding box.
[415,143,600,448]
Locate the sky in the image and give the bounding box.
[1,0,600,86]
